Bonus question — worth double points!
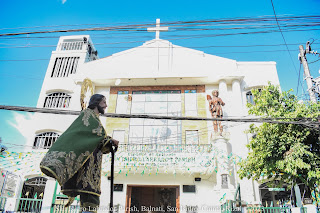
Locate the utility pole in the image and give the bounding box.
[299,43,317,103]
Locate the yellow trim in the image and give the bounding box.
[40,165,62,186]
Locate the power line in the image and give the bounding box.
[0,105,319,129]
[0,59,48,62]
[1,26,319,41]
[270,0,304,100]
[0,21,155,31]
[0,122,248,149]
[1,14,317,32]
[1,41,319,49]
[297,63,302,96]
[0,48,303,62]
[0,49,297,62]
[1,15,320,37]
[309,57,320,64]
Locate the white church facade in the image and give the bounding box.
[1,20,284,213]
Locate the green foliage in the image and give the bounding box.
[238,83,320,189]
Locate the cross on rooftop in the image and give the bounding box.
[147,19,169,40]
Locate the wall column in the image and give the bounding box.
[213,137,230,190]
[218,80,227,99]
[232,79,243,116]
[41,179,56,213]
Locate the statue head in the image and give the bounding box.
[88,94,106,114]
[212,90,219,97]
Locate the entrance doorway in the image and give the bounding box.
[126,185,180,213]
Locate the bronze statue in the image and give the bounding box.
[207,90,225,135]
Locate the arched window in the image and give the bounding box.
[33,132,60,149]
[43,92,71,108]
[18,177,47,212]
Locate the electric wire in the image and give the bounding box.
[270,0,305,102]
[1,15,320,37]
[0,105,319,129]
[309,57,320,64]
[0,50,301,62]
[0,122,248,153]
[1,42,319,49]
[297,63,302,96]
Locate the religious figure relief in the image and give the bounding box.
[207,90,225,135]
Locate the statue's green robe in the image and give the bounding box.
[40,108,110,198]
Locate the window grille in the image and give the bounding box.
[51,57,80,77]
[60,41,84,51]
[33,132,60,149]
[129,90,182,144]
[25,177,47,186]
[44,93,71,108]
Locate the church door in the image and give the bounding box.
[126,185,180,213]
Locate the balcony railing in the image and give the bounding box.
[117,144,214,153]
[59,41,85,51]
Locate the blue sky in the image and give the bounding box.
[0,0,320,150]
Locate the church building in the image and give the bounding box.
[2,19,282,213]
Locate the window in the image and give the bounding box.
[129,90,182,144]
[44,92,71,108]
[51,57,80,77]
[185,90,197,116]
[183,185,196,193]
[33,132,60,149]
[115,91,129,114]
[246,91,254,105]
[246,89,261,105]
[186,130,199,145]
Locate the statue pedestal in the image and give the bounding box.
[212,132,231,189]
[211,131,230,141]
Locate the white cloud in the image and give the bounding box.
[8,112,36,151]
[62,0,67,4]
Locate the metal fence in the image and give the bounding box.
[247,207,292,213]
[16,198,43,212]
